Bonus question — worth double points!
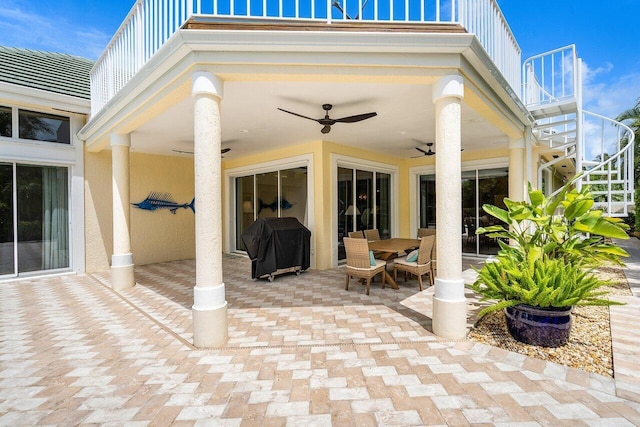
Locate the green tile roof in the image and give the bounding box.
[0,46,94,100]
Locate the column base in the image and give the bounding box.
[432,277,467,339]
[111,264,135,291]
[432,297,467,339]
[193,302,228,348]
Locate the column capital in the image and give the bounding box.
[508,138,525,150]
[433,75,464,103]
[110,133,131,147]
[192,71,223,99]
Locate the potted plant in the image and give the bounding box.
[471,175,629,347]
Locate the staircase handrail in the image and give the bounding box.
[549,110,634,214]
[523,63,556,107]
[522,45,577,108]
[580,110,635,182]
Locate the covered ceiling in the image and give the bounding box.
[130,80,508,160]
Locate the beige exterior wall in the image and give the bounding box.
[130,153,196,265]
[85,138,513,273]
[84,150,195,272]
[84,150,112,273]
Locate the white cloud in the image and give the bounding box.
[0,3,111,60]
[577,61,639,162]
[581,60,640,119]
[582,61,614,85]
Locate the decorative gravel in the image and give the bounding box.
[467,265,631,378]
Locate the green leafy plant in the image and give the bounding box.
[472,175,628,317]
[473,254,621,317]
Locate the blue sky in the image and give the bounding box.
[1,0,638,118]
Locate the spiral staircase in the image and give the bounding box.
[523,45,635,217]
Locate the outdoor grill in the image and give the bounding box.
[241,217,311,281]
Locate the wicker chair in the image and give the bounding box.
[417,228,436,238]
[348,230,365,238]
[363,229,381,241]
[344,237,386,295]
[363,229,397,260]
[393,235,435,291]
[430,237,437,286]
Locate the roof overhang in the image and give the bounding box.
[79,28,532,159]
[0,82,90,116]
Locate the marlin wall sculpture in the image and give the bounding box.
[132,192,195,214]
[257,197,294,214]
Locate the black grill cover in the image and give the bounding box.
[241,217,311,279]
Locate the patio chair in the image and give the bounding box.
[430,237,437,286]
[417,228,436,238]
[364,228,398,260]
[363,229,381,241]
[393,235,435,291]
[465,217,477,247]
[344,237,386,295]
[348,230,365,238]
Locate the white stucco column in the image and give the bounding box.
[432,75,466,339]
[508,138,526,202]
[110,133,135,290]
[191,71,228,348]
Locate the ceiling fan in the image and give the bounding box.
[412,142,435,157]
[411,140,464,157]
[278,103,377,134]
[172,148,231,156]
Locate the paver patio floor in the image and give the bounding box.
[1,252,639,425]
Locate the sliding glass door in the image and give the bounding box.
[418,174,436,229]
[234,167,308,252]
[0,163,70,277]
[337,166,391,261]
[0,163,14,276]
[418,166,508,257]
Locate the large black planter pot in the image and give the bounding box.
[505,304,573,347]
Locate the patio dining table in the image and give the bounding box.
[367,238,421,290]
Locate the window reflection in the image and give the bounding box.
[18,110,70,144]
[338,166,392,261]
[419,167,508,256]
[0,163,14,275]
[234,167,308,252]
[0,106,11,137]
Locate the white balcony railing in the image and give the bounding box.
[91,0,521,114]
[522,45,577,108]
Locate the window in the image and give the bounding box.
[0,106,11,137]
[19,110,70,144]
[0,106,71,144]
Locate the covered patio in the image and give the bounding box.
[82,40,520,346]
[92,255,485,348]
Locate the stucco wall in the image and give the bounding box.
[84,150,112,273]
[84,141,513,273]
[130,152,195,265]
[84,150,195,272]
